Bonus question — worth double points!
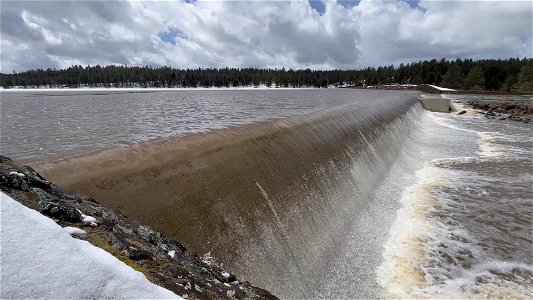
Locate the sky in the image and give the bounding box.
[1,0,531,72]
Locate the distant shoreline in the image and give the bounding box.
[1,85,530,96]
[0,86,319,92]
[347,84,533,96]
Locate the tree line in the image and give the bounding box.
[1,57,531,92]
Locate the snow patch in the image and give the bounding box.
[168,250,176,258]
[1,86,316,92]
[63,226,86,236]
[0,191,181,299]
[427,84,457,92]
[8,171,25,177]
[221,271,230,279]
[79,211,97,226]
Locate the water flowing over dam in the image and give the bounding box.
[2,89,531,298]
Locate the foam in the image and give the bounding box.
[379,111,532,298]
[427,113,510,158]
[378,158,533,298]
[417,261,533,299]
[377,163,445,298]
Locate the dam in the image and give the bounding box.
[1,89,531,298]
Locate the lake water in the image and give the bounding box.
[1,89,397,163]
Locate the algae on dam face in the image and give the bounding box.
[32,91,421,297]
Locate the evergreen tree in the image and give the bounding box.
[502,74,517,91]
[514,64,533,92]
[463,66,485,90]
[440,64,465,89]
[1,58,530,90]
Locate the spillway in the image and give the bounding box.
[8,89,528,298]
[31,92,422,297]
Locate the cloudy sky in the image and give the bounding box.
[1,0,531,72]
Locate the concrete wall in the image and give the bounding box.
[419,97,451,112]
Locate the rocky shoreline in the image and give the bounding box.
[0,155,278,300]
[463,99,533,123]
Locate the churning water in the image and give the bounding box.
[1,89,531,298]
[380,106,533,298]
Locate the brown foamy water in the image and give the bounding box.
[379,109,533,299]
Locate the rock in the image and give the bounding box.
[166,265,192,278]
[25,173,52,190]
[0,171,30,191]
[38,201,82,222]
[109,231,152,260]
[465,99,533,124]
[194,284,204,293]
[31,187,55,202]
[136,225,161,245]
[458,110,467,115]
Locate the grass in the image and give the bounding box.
[89,235,150,276]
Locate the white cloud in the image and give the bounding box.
[0,0,531,72]
[353,0,532,66]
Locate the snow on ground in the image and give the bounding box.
[427,84,457,92]
[0,191,180,299]
[8,171,25,177]
[80,213,98,226]
[63,226,87,236]
[0,86,316,92]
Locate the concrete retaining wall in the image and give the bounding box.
[419,97,451,112]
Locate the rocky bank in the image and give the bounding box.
[0,155,278,300]
[463,99,533,123]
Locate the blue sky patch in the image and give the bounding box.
[309,1,362,14]
[337,0,360,9]
[158,27,185,45]
[309,0,326,14]
[399,0,420,9]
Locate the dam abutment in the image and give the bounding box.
[418,95,452,112]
